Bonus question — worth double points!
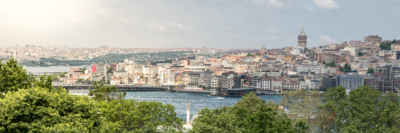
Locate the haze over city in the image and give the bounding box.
[0,0,399,48]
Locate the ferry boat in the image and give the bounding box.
[216,97,225,99]
[219,88,257,97]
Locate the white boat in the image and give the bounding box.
[216,97,224,99]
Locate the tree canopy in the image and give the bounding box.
[320,85,400,132]
[88,82,126,102]
[0,87,107,132]
[190,92,309,133]
[246,53,253,57]
[380,42,392,50]
[367,68,375,74]
[98,99,183,133]
[0,57,53,98]
[324,61,336,67]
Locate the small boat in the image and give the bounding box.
[216,97,225,99]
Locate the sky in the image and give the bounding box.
[0,0,399,49]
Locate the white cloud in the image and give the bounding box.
[253,0,283,9]
[228,33,239,37]
[268,35,280,40]
[167,22,195,33]
[69,18,82,24]
[318,35,336,43]
[313,0,340,10]
[246,37,253,42]
[266,27,280,34]
[146,21,166,32]
[304,4,316,14]
[225,27,232,31]
[146,21,195,33]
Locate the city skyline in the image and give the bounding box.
[0,0,399,48]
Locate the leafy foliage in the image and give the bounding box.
[320,85,400,132]
[107,66,113,74]
[190,92,309,133]
[0,57,53,98]
[88,82,126,102]
[0,87,107,132]
[344,64,351,71]
[246,53,253,57]
[281,90,322,132]
[380,42,392,50]
[324,61,336,67]
[358,51,364,56]
[98,99,183,133]
[367,68,374,74]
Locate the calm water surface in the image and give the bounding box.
[125,91,282,121]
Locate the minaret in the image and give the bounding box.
[186,100,190,124]
[13,50,16,59]
[298,25,308,48]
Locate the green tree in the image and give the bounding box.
[325,61,336,67]
[0,57,53,98]
[78,78,84,83]
[358,51,364,56]
[246,53,253,57]
[380,42,392,50]
[0,87,107,132]
[367,68,374,74]
[344,64,351,71]
[98,99,183,133]
[281,90,322,132]
[321,85,400,132]
[81,67,87,73]
[190,92,308,132]
[322,61,326,64]
[107,66,113,74]
[89,82,126,102]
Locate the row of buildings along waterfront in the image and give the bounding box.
[53,26,400,93]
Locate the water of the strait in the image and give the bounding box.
[125,91,282,122]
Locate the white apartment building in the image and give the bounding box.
[211,76,219,89]
[257,77,273,90]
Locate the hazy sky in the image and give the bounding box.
[0,0,399,48]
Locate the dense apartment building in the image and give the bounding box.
[336,74,364,91]
[257,77,274,91]
[222,71,238,89]
[364,35,382,44]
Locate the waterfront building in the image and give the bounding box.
[299,79,316,90]
[322,76,336,89]
[201,70,214,89]
[222,71,238,89]
[211,76,220,89]
[282,80,300,90]
[258,77,273,91]
[110,78,121,85]
[188,72,201,86]
[336,74,364,92]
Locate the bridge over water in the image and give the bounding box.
[54,85,167,91]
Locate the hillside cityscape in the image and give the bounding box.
[3,27,398,94]
[2,0,400,132]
